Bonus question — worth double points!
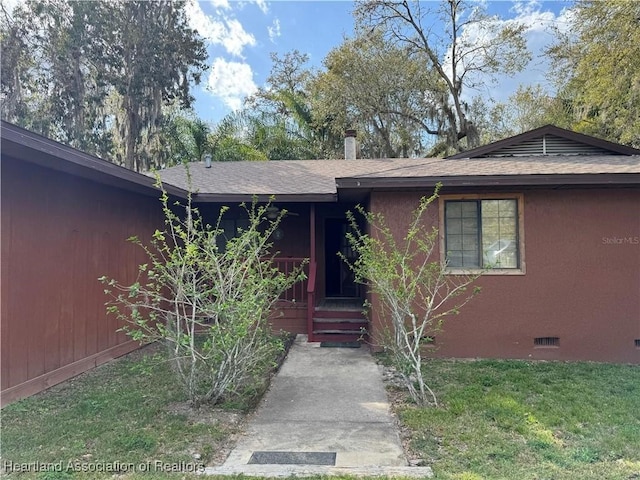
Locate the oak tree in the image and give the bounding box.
[547,0,640,148]
[354,0,530,154]
[311,29,445,158]
[1,0,208,171]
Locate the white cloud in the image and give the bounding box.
[253,0,268,15]
[511,0,542,17]
[207,58,258,110]
[185,0,256,57]
[204,0,230,9]
[492,4,575,99]
[452,2,576,103]
[268,18,281,43]
[223,18,257,57]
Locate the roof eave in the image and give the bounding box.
[192,192,338,203]
[336,173,640,189]
[1,121,189,198]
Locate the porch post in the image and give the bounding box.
[307,204,316,341]
[310,204,316,266]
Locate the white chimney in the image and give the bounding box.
[344,129,357,160]
[204,153,212,168]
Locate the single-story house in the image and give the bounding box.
[2,122,639,405]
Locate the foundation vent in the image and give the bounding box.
[635,339,640,348]
[534,336,559,347]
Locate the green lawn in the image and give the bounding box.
[396,358,640,480]
[1,345,236,480]
[3,346,639,480]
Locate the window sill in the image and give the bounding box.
[445,267,526,276]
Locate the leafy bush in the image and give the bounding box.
[342,184,480,406]
[101,177,306,406]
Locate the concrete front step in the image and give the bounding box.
[311,333,365,343]
[313,309,366,319]
[313,322,367,331]
[313,317,366,323]
[203,465,434,477]
[311,308,368,343]
[313,329,365,335]
[313,317,367,329]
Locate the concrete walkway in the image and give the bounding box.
[204,335,433,477]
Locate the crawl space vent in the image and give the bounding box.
[534,337,559,347]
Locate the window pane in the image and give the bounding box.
[481,218,499,240]
[481,199,518,268]
[446,218,462,235]
[462,235,478,250]
[499,218,517,238]
[498,199,516,216]
[462,251,479,267]
[483,238,518,267]
[496,245,518,268]
[481,200,500,217]
[461,202,478,218]
[446,202,462,219]
[447,251,463,268]
[462,218,478,234]
[445,201,480,268]
[447,235,463,250]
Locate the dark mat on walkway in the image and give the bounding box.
[248,451,336,465]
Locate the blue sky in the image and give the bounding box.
[189,0,357,121]
[3,0,574,123]
[188,0,574,124]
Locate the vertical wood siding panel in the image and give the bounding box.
[26,168,47,382]
[96,199,114,350]
[98,231,112,348]
[5,169,30,388]
[1,156,164,402]
[1,170,15,390]
[58,227,75,367]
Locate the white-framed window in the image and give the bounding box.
[440,194,525,274]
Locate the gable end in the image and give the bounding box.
[481,134,615,157]
[448,125,640,159]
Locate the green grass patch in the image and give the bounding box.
[1,344,239,480]
[5,343,638,480]
[397,359,640,479]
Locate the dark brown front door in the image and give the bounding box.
[325,218,359,297]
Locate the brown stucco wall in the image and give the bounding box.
[1,156,164,405]
[368,187,640,364]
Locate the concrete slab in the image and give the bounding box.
[203,464,435,477]
[208,335,434,477]
[224,421,405,467]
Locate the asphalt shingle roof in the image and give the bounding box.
[158,156,640,196]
